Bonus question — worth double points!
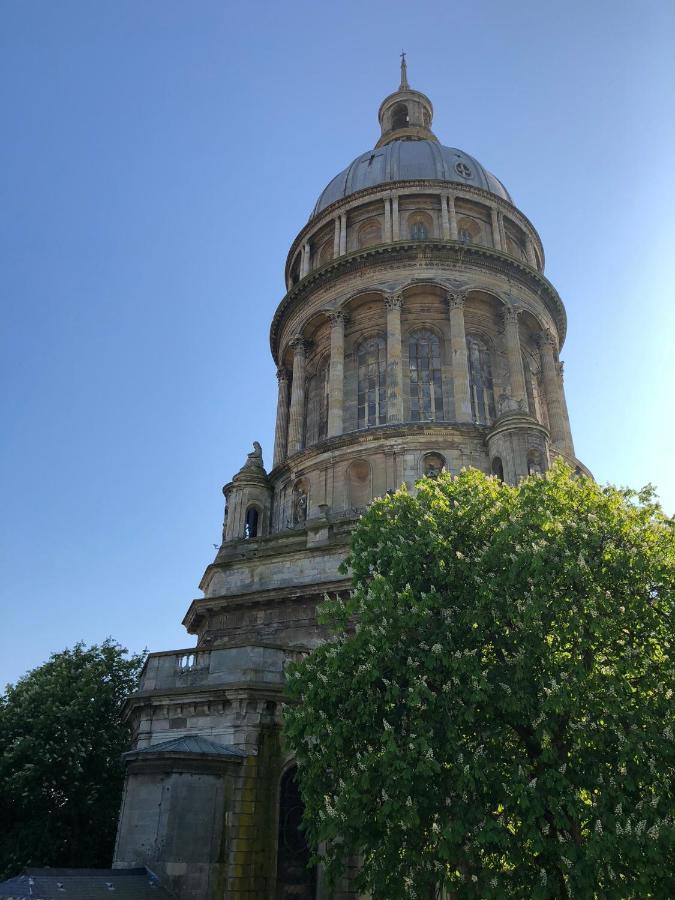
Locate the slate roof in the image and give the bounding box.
[312,139,512,218]
[125,735,244,757]
[0,868,173,899]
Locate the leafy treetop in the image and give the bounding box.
[0,640,145,879]
[284,461,674,899]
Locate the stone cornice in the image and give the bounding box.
[269,420,490,480]
[285,179,545,278]
[185,576,351,634]
[271,241,566,363]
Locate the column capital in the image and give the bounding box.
[327,310,349,327]
[538,329,558,351]
[502,305,521,326]
[289,335,309,355]
[276,367,289,383]
[558,360,565,380]
[447,290,467,310]
[384,292,404,311]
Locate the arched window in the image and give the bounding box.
[467,335,496,425]
[347,459,371,509]
[391,103,409,129]
[244,506,259,539]
[276,767,317,898]
[357,219,382,249]
[357,336,387,428]
[409,329,443,421]
[457,217,480,245]
[304,364,329,446]
[318,239,333,266]
[410,220,428,240]
[491,457,504,481]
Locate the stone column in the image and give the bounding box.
[385,293,404,423]
[301,242,311,277]
[526,236,538,268]
[333,217,340,258]
[491,208,502,251]
[498,211,507,251]
[440,194,450,240]
[503,308,527,407]
[384,197,392,242]
[327,311,346,437]
[448,194,458,240]
[273,368,290,467]
[448,292,472,422]
[339,214,347,255]
[391,194,400,241]
[558,360,575,458]
[539,331,569,453]
[286,337,307,456]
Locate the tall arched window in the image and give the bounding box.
[491,457,504,481]
[410,220,428,240]
[391,103,409,129]
[467,335,496,425]
[409,329,443,421]
[244,506,259,539]
[304,364,329,446]
[357,336,387,428]
[276,767,317,898]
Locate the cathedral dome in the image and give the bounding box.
[311,139,511,218]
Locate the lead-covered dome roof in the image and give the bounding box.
[312,139,511,219]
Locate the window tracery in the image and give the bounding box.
[408,329,443,421]
[357,336,387,428]
[304,363,329,446]
[467,335,496,425]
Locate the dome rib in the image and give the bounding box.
[311,139,511,219]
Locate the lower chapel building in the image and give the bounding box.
[112,62,588,899]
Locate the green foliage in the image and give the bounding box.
[284,462,675,898]
[0,640,144,878]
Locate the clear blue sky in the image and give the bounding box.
[2,0,674,688]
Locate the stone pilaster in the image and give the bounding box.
[539,330,569,454]
[384,196,392,242]
[491,207,502,251]
[526,236,537,268]
[272,368,290,468]
[327,311,346,437]
[300,242,310,278]
[448,194,458,240]
[448,291,472,422]
[498,211,507,251]
[286,337,307,456]
[391,194,400,240]
[558,360,575,458]
[333,217,340,258]
[339,214,347,255]
[502,307,527,407]
[385,293,404,423]
[440,194,450,239]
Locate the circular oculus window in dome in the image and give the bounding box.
[455,162,472,179]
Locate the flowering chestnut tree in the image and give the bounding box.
[284,462,674,898]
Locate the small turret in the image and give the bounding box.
[376,52,437,148]
[222,442,272,542]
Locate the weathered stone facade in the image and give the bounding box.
[113,61,588,899]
